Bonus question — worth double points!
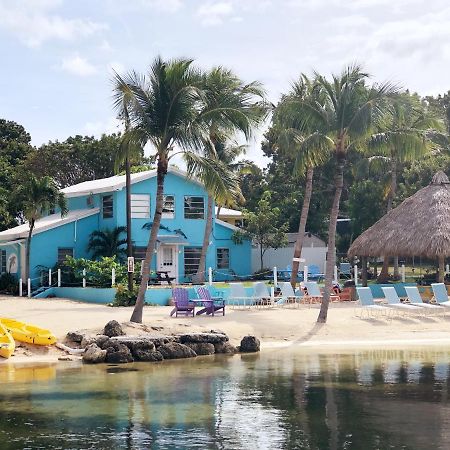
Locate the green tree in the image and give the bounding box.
[87,227,128,261]
[233,191,288,271]
[13,176,67,281]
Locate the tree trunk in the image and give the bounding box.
[318,161,344,323]
[438,255,445,283]
[131,157,167,323]
[195,195,213,283]
[25,220,35,283]
[290,167,314,288]
[361,256,368,287]
[260,245,264,272]
[125,157,133,291]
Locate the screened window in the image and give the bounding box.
[58,248,73,265]
[217,248,230,269]
[162,195,175,219]
[184,247,202,275]
[131,194,150,218]
[102,195,113,219]
[1,250,6,273]
[184,196,205,219]
[133,247,147,261]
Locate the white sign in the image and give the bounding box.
[127,257,135,273]
[292,257,305,263]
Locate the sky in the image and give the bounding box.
[0,0,449,167]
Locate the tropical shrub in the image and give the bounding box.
[112,283,139,307]
[0,272,19,295]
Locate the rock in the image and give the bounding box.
[105,342,133,364]
[214,342,237,354]
[239,336,260,353]
[66,331,84,343]
[158,342,197,359]
[103,320,125,337]
[94,335,110,348]
[134,349,164,362]
[178,333,228,345]
[83,343,107,364]
[186,343,215,355]
[58,356,73,361]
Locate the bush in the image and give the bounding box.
[0,272,19,295]
[112,283,139,307]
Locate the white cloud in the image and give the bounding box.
[0,0,106,47]
[140,0,183,13]
[196,1,233,26]
[108,61,126,75]
[83,117,123,137]
[61,55,97,77]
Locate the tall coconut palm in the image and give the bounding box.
[13,175,67,282]
[288,65,397,323]
[87,227,127,261]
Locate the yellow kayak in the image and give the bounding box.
[0,323,15,358]
[0,318,56,346]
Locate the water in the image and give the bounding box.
[2,347,450,449]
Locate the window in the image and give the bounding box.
[184,196,205,219]
[1,250,6,274]
[162,195,175,219]
[133,247,147,261]
[217,248,230,269]
[102,195,113,219]
[58,248,73,265]
[131,194,150,218]
[184,247,202,275]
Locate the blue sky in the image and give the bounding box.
[1,0,449,166]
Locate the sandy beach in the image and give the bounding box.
[2,295,450,365]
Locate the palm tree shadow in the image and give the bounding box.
[291,322,325,346]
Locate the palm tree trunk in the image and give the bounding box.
[318,160,344,323]
[25,220,35,284]
[438,255,445,283]
[195,195,213,283]
[131,157,167,323]
[260,244,264,272]
[125,157,133,291]
[290,167,314,288]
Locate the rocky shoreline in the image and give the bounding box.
[65,320,261,365]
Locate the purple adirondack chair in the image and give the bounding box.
[170,288,195,317]
[196,286,225,316]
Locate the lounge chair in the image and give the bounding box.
[195,286,225,316]
[356,287,391,318]
[303,282,323,303]
[228,283,256,309]
[253,282,274,308]
[170,288,195,317]
[404,286,443,313]
[278,282,303,307]
[340,262,352,280]
[381,287,422,315]
[431,283,450,307]
[308,265,324,281]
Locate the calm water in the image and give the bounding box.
[2,347,450,450]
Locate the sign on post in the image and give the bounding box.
[127,257,135,273]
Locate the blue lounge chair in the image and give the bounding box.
[356,287,391,318]
[404,286,443,313]
[340,263,352,280]
[431,283,450,307]
[170,288,195,317]
[303,282,323,303]
[308,265,324,281]
[382,287,421,315]
[253,282,273,307]
[278,282,303,307]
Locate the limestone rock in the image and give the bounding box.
[158,342,197,359]
[83,343,107,364]
[66,331,84,343]
[179,333,228,345]
[214,342,237,354]
[134,349,164,362]
[103,320,125,337]
[105,342,133,364]
[186,342,215,355]
[239,336,260,353]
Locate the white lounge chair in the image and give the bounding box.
[303,282,323,303]
[404,286,443,314]
[253,282,273,308]
[278,282,303,307]
[228,283,256,309]
[382,287,422,316]
[431,283,450,307]
[356,287,391,318]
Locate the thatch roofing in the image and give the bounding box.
[348,171,450,259]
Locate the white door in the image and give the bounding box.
[157,245,178,282]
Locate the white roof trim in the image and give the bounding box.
[215,219,240,231]
[62,167,203,198]
[0,208,100,241]
[215,206,243,217]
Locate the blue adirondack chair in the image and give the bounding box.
[170,288,195,317]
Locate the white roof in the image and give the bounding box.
[62,167,200,198]
[0,208,100,241]
[215,207,243,217]
[215,219,240,231]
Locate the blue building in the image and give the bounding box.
[0,168,251,284]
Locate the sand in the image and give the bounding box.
[2,295,450,365]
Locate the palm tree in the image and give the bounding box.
[87,227,127,261]
[13,175,67,282]
[368,93,443,281]
[288,64,397,323]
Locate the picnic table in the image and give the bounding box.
[148,270,176,285]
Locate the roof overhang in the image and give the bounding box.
[157,235,189,246]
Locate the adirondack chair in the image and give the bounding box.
[170,288,195,317]
[195,286,226,316]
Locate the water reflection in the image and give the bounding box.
[2,348,450,449]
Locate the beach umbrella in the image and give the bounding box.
[348,170,450,282]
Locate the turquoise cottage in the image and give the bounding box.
[0,168,251,286]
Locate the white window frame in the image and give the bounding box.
[162,195,175,219]
[131,194,150,219]
[184,196,205,219]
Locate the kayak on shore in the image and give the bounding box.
[0,322,15,358]
[0,318,56,346]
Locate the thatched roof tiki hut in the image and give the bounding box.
[348,171,450,283]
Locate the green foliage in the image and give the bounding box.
[87,227,127,262]
[0,272,19,295]
[112,283,139,307]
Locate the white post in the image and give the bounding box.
[273,266,278,287]
[304,265,308,283]
[446,264,449,275]
[270,286,275,303]
[208,267,213,286]
[354,265,358,285]
[333,265,338,284]
[111,268,116,287]
[27,278,31,298]
[48,268,52,287]
[57,269,61,287]
[82,269,86,288]
[19,279,23,297]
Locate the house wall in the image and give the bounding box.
[0,243,22,279]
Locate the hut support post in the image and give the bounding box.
[438,256,445,283]
[361,256,368,287]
